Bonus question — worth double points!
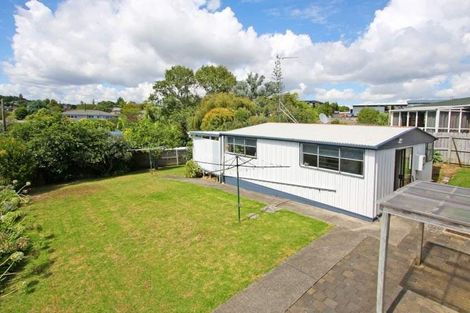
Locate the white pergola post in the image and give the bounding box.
[459,108,463,133]
[398,112,402,126]
[424,111,428,131]
[436,110,440,133]
[376,212,390,313]
[406,112,410,127]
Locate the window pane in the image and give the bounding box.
[427,111,436,129]
[439,111,449,128]
[417,112,425,127]
[341,147,363,160]
[303,154,317,167]
[408,112,416,126]
[227,136,234,144]
[234,144,244,154]
[245,146,256,156]
[235,137,244,145]
[227,143,234,152]
[303,144,318,154]
[450,112,459,129]
[319,145,339,157]
[425,143,433,162]
[401,112,408,126]
[245,138,257,147]
[462,112,470,131]
[340,159,363,175]
[319,156,339,171]
[392,112,399,126]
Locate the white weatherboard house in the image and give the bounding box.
[191,123,436,220]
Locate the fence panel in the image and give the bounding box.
[433,133,470,165]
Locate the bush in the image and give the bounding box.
[357,108,389,125]
[185,160,202,178]
[0,137,35,186]
[433,151,443,163]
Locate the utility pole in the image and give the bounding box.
[1,98,6,132]
[236,155,241,223]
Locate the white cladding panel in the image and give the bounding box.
[223,139,377,218]
[374,144,433,212]
[193,137,221,172]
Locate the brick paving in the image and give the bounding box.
[287,227,470,313]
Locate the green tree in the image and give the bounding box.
[195,65,236,94]
[192,93,255,130]
[233,72,276,100]
[14,106,28,120]
[150,65,199,115]
[123,119,182,149]
[357,108,388,125]
[200,108,235,130]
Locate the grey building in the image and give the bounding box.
[63,109,116,120]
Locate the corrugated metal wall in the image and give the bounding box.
[193,137,221,172]
[223,139,377,218]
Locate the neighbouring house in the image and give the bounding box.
[352,102,408,116]
[62,109,116,120]
[389,97,470,133]
[191,123,435,220]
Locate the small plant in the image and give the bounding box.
[0,181,31,295]
[433,151,443,163]
[185,160,203,178]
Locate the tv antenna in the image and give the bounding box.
[273,54,298,123]
[319,113,330,124]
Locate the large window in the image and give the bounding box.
[301,144,364,175]
[439,111,449,132]
[226,136,257,157]
[426,111,436,132]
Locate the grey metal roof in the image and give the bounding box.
[190,131,221,137]
[352,102,407,107]
[379,181,470,230]
[406,97,470,108]
[219,123,434,149]
[63,110,115,116]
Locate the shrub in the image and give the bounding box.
[433,151,443,163]
[357,108,389,125]
[185,160,202,178]
[201,107,235,130]
[0,137,35,186]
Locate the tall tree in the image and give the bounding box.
[195,65,236,94]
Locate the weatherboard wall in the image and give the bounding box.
[222,138,377,218]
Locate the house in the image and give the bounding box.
[62,109,116,120]
[389,97,470,133]
[352,102,407,116]
[191,123,435,220]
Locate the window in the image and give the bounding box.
[319,145,339,171]
[417,112,425,128]
[425,142,433,162]
[301,144,364,175]
[439,111,449,132]
[461,112,470,133]
[392,112,399,126]
[340,147,364,175]
[427,111,436,132]
[450,111,460,132]
[408,112,416,126]
[302,144,318,167]
[226,136,257,157]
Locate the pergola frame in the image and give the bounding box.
[389,105,470,133]
[376,181,470,313]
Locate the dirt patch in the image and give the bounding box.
[32,184,105,201]
[432,163,461,182]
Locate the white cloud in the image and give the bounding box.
[1,0,470,103]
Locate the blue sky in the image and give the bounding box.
[0,0,468,104]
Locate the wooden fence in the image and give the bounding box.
[130,147,188,170]
[434,133,470,166]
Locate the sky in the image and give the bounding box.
[0,0,469,105]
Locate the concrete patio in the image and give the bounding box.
[175,177,470,313]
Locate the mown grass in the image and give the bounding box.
[449,167,470,187]
[0,167,329,313]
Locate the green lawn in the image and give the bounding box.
[449,167,470,187]
[0,167,329,313]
